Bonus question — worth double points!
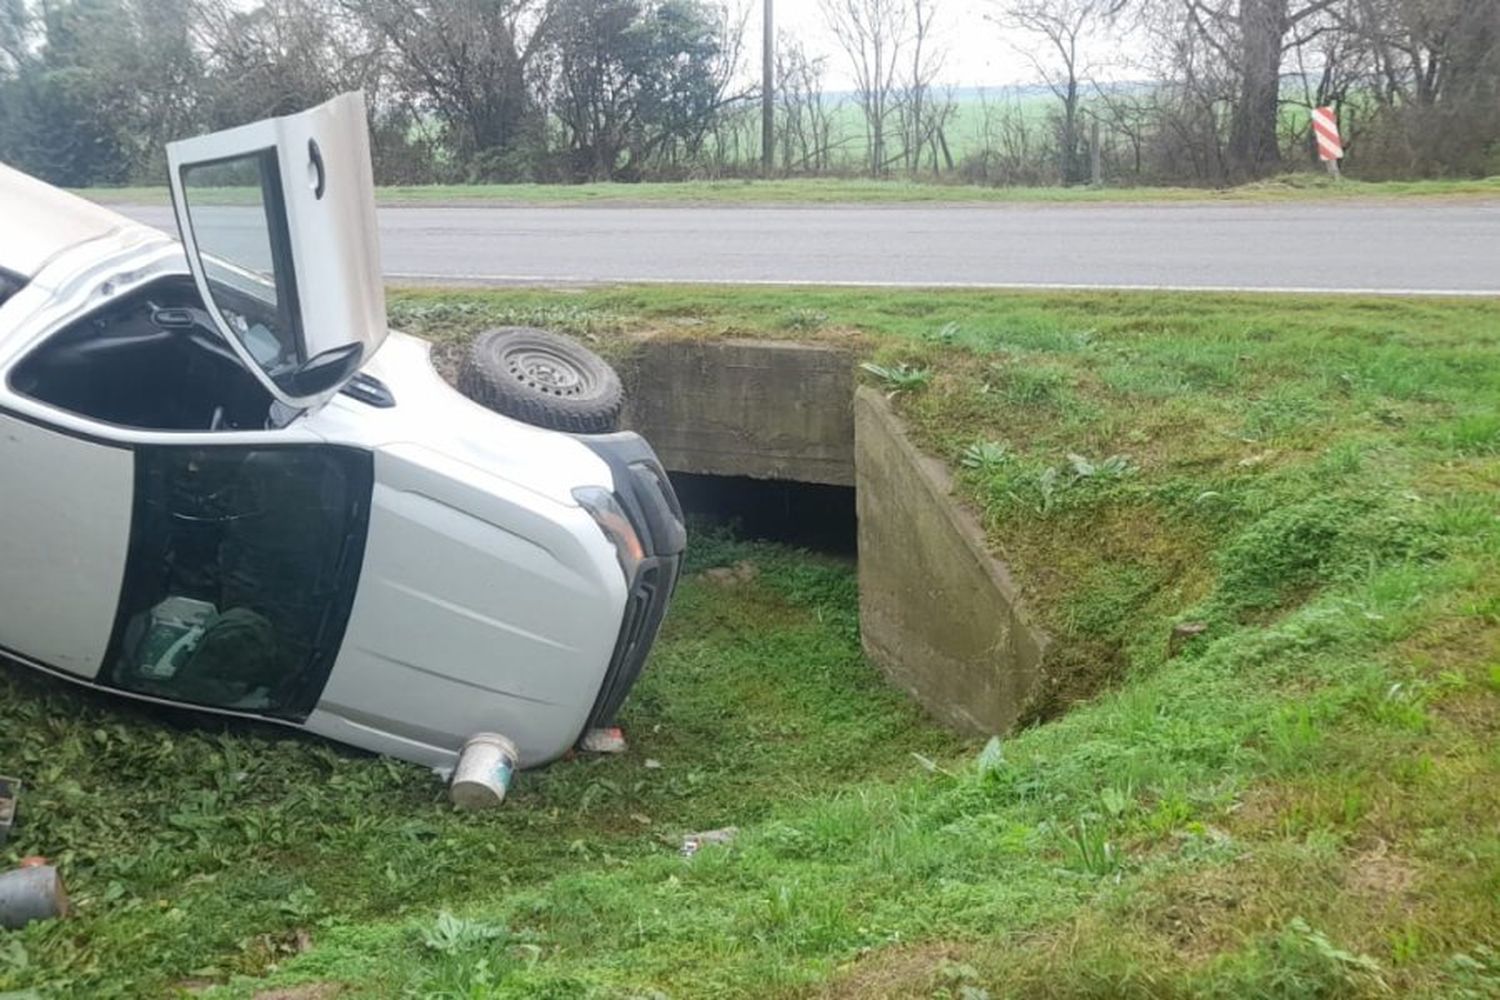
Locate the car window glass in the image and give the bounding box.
[180,152,304,385]
[106,446,371,718]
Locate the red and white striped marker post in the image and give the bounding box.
[1312,106,1343,180]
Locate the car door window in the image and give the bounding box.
[105,445,371,719]
[167,91,388,410]
[178,153,303,378]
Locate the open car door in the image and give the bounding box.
[166,91,386,410]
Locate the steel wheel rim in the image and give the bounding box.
[503,344,593,397]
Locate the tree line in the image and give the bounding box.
[1,0,1495,189]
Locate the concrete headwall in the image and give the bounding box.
[854,386,1049,736]
[617,337,1049,737]
[620,339,854,486]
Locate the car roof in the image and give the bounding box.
[0,162,142,279]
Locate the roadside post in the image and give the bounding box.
[1312,106,1343,180]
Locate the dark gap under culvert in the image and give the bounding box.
[667,472,857,555]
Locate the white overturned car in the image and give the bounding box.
[0,94,684,772]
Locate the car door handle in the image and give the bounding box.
[308,139,325,200]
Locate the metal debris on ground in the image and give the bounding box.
[680,827,738,858]
[579,726,629,754]
[0,861,69,930]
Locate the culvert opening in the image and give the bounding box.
[668,471,857,555]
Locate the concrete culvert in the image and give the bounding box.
[670,472,857,554]
[458,326,624,434]
[615,337,1052,736]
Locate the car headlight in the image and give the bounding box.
[573,486,646,579]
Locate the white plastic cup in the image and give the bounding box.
[449,732,520,811]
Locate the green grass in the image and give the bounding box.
[4,287,1500,997]
[75,173,1500,208]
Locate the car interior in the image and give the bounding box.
[8,275,277,431]
[107,444,372,718]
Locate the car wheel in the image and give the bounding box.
[457,327,624,434]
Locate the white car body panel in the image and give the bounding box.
[307,329,614,507]
[310,450,625,768]
[0,414,133,677]
[298,332,624,767]
[0,162,130,279]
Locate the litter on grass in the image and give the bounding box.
[579,726,629,754]
[680,827,738,858]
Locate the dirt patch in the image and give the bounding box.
[1139,871,1253,962]
[814,941,973,1000]
[1398,612,1500,737]
[1346,839,1420,905]
[1227,784,1287,834]
[1433,691,1500,737]
[251,984,343,1000]
[701,560,759,587]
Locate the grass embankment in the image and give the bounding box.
[77,173,1500,208]
[4,287,1500,997]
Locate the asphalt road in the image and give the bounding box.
[117,200,1500,295]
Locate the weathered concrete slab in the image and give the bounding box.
[620,339,854,486]
[854,387,1049,735]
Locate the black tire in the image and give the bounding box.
[457,327,624,434]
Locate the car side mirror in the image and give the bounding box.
[280,342,364,399]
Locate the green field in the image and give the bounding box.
[2,287,1499,997]
[75,173,1500,209]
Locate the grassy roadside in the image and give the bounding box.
[74,173,1500,208]
[3,287,1499,997]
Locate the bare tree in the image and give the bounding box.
[962,87,1049,184]
[993,0,1114,184]
[776,33,836,173]
[1340,0,1500,175]
[895,0,952,174]
[665,0,753,173]
[821,0,908,174]
[1166,0,1354,180]
[1091,83,1151,178]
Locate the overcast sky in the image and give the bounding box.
[746,0,1141,92]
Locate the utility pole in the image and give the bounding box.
[762,0,774,175]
